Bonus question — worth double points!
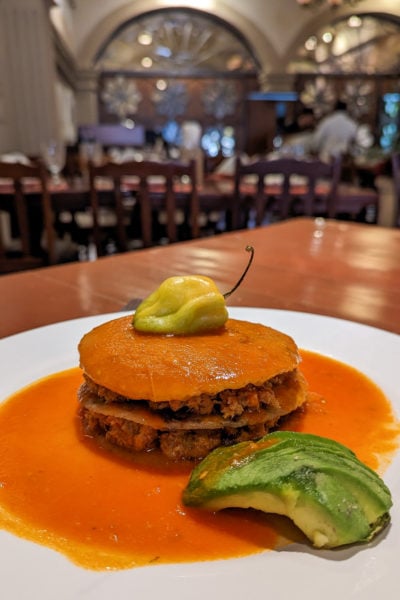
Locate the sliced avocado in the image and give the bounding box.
[182,431,392,548]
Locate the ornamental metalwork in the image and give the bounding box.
[202,81,238,121]
[100,76,142,120]
[300,76,336,117]
[152,82,189,120]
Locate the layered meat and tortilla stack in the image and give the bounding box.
[77,315,307,460]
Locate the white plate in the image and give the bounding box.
[0,307,399,600]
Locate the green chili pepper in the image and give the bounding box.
[133,275,228,334]
[133,246,254,335]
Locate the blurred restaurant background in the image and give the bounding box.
[1,0,400,270]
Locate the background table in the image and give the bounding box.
[1,217,399,338]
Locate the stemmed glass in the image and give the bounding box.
[41,140,66,185]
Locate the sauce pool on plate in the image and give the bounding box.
[0,350,398,570]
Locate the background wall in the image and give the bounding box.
[1,0,400,155]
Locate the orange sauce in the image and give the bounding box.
[0,350,398,571]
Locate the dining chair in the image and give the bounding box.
[332,180,379,223]
[0,161,56,273]
[391,152,400,226]
[233,155,342,226]
[88,159,199,255]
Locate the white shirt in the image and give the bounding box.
[311,111,358,161]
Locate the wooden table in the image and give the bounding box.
[1,217,399,339]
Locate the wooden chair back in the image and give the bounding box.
[391,152,400,226]
[89,159,199,255]
[0,161,56,273]
[234,155,342,226]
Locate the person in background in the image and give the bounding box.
[311,99,359,162]
[279,106,316,157]
[285,106,316,135]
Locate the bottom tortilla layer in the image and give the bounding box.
[79,405,283,460]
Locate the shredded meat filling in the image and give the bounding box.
[83,372,291,420]
[79,370,306,460]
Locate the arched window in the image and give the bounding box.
[93,9,260,156]
[95,9,258,75]
[289,14,400,76]
[288,14,400,149]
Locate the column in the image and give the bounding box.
[0,0,59,155]
[75,68,99,126]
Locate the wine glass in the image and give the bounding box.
[41,140,66,185]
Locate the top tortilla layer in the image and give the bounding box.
[78,316,301,402]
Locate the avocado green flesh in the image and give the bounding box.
[182,431,392,548]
